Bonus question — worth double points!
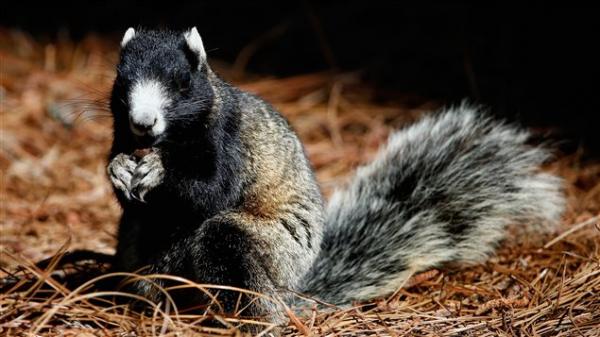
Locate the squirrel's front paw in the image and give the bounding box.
[108,153,137,200]
[131,152,165,202]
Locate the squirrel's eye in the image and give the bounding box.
[175,73,191,93]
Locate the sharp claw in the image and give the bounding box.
[131,184,148,203]
[131,190,144,203]
[121,152,163,204]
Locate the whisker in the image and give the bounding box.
[72,112,113,124]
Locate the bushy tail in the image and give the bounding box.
[299,104,564,304]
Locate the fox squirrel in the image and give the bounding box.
[107,27,564,329]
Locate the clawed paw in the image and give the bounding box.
[107,153,137,200]
[130,152,165,202]
[108,150,164,203]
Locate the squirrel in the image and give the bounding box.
[107,27,565,328]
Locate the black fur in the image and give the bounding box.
[108,29,564,331]
[110,30,244,220]
[109,29,324,327]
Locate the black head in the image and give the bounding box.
[110,27,214,148]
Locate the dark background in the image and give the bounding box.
[2,1,598,154]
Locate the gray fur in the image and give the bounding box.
[109,29,324,325]
[108,30,565,328]
[299,104,564,304]
[107,153,137,201]
[130,151,165,202]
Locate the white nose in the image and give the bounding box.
[129,114,157,136]
[129,79,170,137]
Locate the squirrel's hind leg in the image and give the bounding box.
[129,211,317,331]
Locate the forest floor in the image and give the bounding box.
[1,29,599,336]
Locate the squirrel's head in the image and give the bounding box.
[111,27,214,147]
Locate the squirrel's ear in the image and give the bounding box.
[184,27,207,67]
[121,27,136,47]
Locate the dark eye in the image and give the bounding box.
[174,72,191,93]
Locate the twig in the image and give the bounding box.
[544,216,599,249]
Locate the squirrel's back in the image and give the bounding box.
[299,104,564,304]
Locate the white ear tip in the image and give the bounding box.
[121,27,136,47]
[185,26,206,62]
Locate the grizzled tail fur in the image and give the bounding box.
[299,104,564,304]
